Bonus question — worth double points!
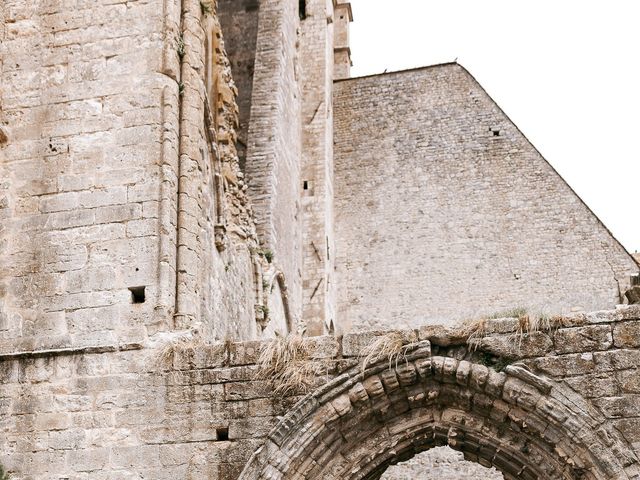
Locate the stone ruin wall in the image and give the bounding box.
[299,0,338,336]
[219,0,350,337]
[216,0,260,171]
[0,0,290,356]
[241,0,305,332]
[1,1,639,478]
[380,447,503,480]
[333,64,639,333]
[1,305,640,478]
[0,0,179,352]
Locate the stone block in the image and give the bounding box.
[617,369,640,394]
[111,445,160,469]
[553,325,613,354]
[613,321,640,348]
[224,381,272,401]
[342,329,417,357]
[476,331,553,358]
[593,349,640,372]
[228,341,262,366]
[35,412,71,431]
[565,374,619,398]
[529,352,596,377]
[304,335,340,359]
[593,395,640,419]
[613,418,640,443]
[66,447,108,471]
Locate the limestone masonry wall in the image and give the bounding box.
[299,0,338,336]
[2,1,639,478]
[2,305,640,478]
[381,446,503,480]
[333,63,639,332]
[244,0,304,330]
[0,0,281,350]
[172,0,266,340]
[0,0,177,353]
[217,0,260,170]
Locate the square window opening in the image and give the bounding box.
[129,286,146,304]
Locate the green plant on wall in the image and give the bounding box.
[258,249,274,263]
[200,0,213,16]
[0,464,11,480]
[175,34,185,59]
[476,351,513,372]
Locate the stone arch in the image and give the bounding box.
[238,341,635,479]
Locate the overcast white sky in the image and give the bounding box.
[349,0,640,254]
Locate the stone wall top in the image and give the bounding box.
[166,304,640,372]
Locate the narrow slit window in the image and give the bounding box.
[299,0,306,19]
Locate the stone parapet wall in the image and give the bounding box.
[1,305,639,478]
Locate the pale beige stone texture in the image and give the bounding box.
[333,64,639,333]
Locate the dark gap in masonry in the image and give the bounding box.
[217,427,229,441]
[129,286,146,304]
[299,0,306,19]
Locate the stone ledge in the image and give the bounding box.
[0,341,144,361]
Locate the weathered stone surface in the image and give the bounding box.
[334,64,639,332]
[2,0,639,479]
[613,321,640,348]
[625,286,640,304]
[0,313,640,479]
[565,373,620,398]
[553,325,613,354]
[381,447,503,480]
[475,332,553,358]
[342,329,418,357]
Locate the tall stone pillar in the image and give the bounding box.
[298,0,343,335]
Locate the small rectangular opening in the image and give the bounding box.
[245,0,259,12]
[303,180,309,190]
[493,130,500,136]
[299,0,306,19]
[216,427,229,441]
[129,286,146,304]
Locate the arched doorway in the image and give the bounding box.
[238,341,632,479]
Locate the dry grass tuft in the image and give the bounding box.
[257,334,322,396]
[465,308,574,351]
[485,307,529,320]
[461,318,488,347]
[360,332,418,372]
[154,335,208,371]
[517,313,574,335]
